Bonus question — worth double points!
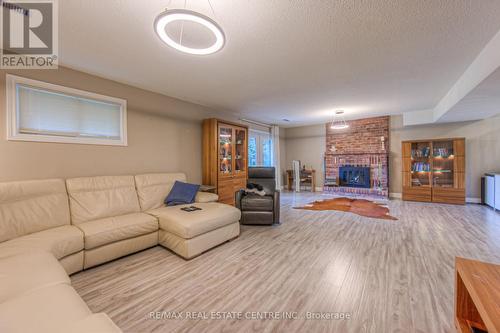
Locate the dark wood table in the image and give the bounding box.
[286,169,316,192]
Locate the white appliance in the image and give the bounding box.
[484,173,500,210]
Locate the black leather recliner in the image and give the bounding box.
[235,167,280,225]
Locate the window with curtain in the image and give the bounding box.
[6,74,127,146]
[248,129,272,167]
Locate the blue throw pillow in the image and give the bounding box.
[165,181,200,206]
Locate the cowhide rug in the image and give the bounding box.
[294,197,397,220]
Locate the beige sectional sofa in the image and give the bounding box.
[66,175,159,269]
[0,173,241,332]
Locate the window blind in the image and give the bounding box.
[17,84,122,139]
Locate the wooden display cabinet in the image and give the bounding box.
[202,119,248,205]
[402,138,465,205]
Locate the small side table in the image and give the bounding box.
[455,257,500,333]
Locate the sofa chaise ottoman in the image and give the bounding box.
[135,173,241,259]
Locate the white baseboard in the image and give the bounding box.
[466,197,481,204]
[390,192,402,199]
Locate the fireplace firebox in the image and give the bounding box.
[339,166,371,188]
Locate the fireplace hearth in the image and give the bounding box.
[339,166,371,188]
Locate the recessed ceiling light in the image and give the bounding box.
[154,9,225,55]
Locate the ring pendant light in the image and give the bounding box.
[154,4,225,55]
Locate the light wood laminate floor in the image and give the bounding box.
[71,192,500,333]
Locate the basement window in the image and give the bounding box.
[6,74,127,146]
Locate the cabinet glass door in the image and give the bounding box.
[432,140,454,187]
[234,127,246,174]
[219,125,233,176]
[410,142,431,186]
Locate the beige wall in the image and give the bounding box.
[284,124,326,189]
[0,67,220,183]
[390,114,500,199]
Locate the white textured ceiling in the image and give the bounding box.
[59,0,500,127]
[439,67,500,123]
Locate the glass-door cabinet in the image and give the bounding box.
[218,125,248,177]
[402,138,465,204]
[204,119,248,206]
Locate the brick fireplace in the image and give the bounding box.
[324,116,389,198]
